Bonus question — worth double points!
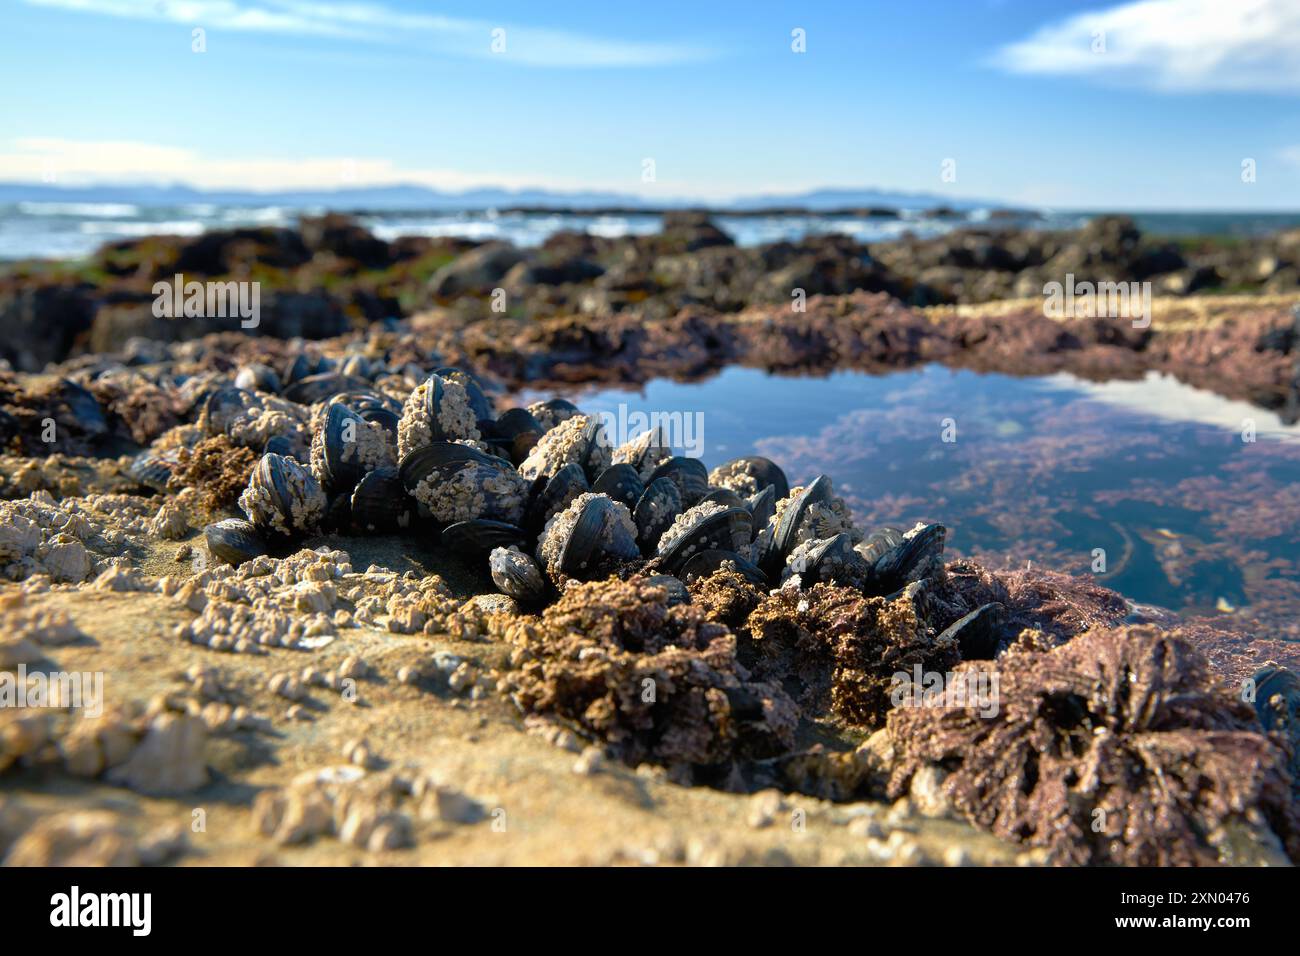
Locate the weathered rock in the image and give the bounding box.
[108,713,209,795]
[428,243,525,298]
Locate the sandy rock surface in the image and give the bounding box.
[0,535,1029,866]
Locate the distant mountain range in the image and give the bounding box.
[0,181,1011,213]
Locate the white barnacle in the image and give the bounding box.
[397,376,479,458]
[656,500,728,556]
[518,415,608,480]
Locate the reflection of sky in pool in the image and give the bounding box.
[538,365,1300,633]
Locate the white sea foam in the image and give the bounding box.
[78,219,205,236]
[18,201,140,218]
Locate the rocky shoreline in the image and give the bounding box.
[4,212,1300,374]
[5,212,1299,427]
[0,215,1298,867]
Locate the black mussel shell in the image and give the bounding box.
[633,476,683,555]
[59,379,109,438]
[700,487,747,510]
[129,448,178,492]
[747,485,776,534]
[263,434,296,458]
[525,462,589,537]
[350,466,413,533]
[761,474,834,574]
[201,386,256,437]
[788,532,863,586]
[645,573,691,606]
[1253,665,1300,777]
[282,353,326,386]
[489,547,548,603]
[333,391,401,436]
[533,397,580,423]
[258,453,298,525]
[938,602,1007,660]
[420,374,448,433]
[319,402,370,494]
[1251,665,1300,732]
[247,452,323,539]
[433,366,494,421]
[283,372,369,405]
[234,363,282,394]
[591,463,645,511]
[398,441,508,495]
[443,519,527,562]
[511,432,542,466]
[418,372,486,444]
[176,378,221,418]
[362,406,401,436]
[680,549,768,587]
[495,407,545,464]
[559,496,612,576]
[573,416,609,483]
[648,456,709,506]
[476,418,514,461]
[205,518,267,567]
[557,495,637,580]
[495,408,543,438]
[723,456,789,500]
[869,523,946,594]
[657,506,753,574]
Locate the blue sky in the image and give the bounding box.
[2,0,1298,209]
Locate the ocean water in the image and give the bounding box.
[543,365,1300,634]
[7,201,1289,262]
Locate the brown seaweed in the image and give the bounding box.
[501,575,797,770]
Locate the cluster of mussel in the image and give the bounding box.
[200,364,951,610]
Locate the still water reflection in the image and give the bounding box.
[550,365,1300,637]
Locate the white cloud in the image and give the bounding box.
[22,0,714,67]
[993,0,1300,93]
[0,136,582,191]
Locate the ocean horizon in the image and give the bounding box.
[5,200,1300,262]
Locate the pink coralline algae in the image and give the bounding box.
[886,625,1300,865]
